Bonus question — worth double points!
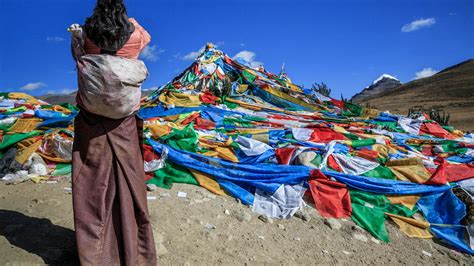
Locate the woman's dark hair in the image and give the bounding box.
[84,0,135,52]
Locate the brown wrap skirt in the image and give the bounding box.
[72,108,157,265]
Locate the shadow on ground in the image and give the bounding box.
[0,209,79,265]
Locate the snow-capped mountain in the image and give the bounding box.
[351,74,402,102]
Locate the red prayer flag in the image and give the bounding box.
[308,170,352,218]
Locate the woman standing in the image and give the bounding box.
[69,0,157,264]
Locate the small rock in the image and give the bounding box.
[422,250,432,257]
[232,210,251,222]
[202,198,211,202]
[294,210,311,222]
[322,250,329,254]
[194,199,203,204]
[342,250,350,255]
[204,223,216,230]
[370,237,381,244]
[277,224,285,230]
[177,191,187,198]
[351,225,365,233]
[324,218,342,230]
[294,237,301,241]
[159,192,171,198]
[352,233,368,242]
[146,184,157,191]
[257,235,265,240]
[206,194,217,199]
[224,209,231,215]
[258,215,274,224]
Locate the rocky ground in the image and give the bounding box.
[0,180,473,265]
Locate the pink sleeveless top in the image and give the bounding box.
[83,18,151,59]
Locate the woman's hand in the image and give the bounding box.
[68,24,83,38]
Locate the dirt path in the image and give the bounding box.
[0,181,472,265]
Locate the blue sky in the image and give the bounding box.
[0,0,473,98]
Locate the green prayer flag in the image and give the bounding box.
[147,161,198,189]
[0,130,42,150]
[350,190,418,242]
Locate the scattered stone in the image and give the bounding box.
[258,215,274,224]
[146,184,157,191]
[224,209,231,215]
[324,218,342,230]
[294,237,301,241]
[204,223,216,230]
[257,235,265,240]
[159,192,171,198]
[194,199,203,204]
[277,224,285,230]
[177,191,187,198]
[232,210,251,222]
[422,250,432,257]
[342,250,350,255]
[322,250,329,254]
[147,196,157,201]
[352,233,368,242]
[202,198,211,202]
[351,225,365,233]
[370,237,381,244]
[206,194,217,199]
[294,210,311,222]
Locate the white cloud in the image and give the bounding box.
[232,50,263,68]
[401,18,436,32]
[46,36,65,42]
[182,47,205,61]
[180,42,224,61]
[449,12,456,16]
[60,88,77,94]
[414,68,438,80]
[139,45,165,62]
[20,82,47,91]
[240,43,246,47]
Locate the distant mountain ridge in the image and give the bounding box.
[351,74,401,102]
[38,92,76,105]
[355,59,474,131]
